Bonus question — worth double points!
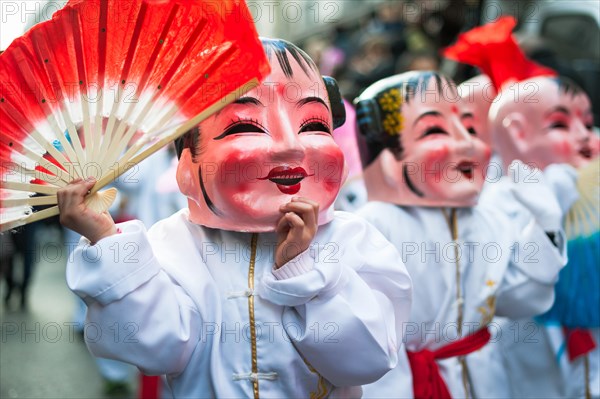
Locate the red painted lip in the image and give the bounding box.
[258,166,312,185]
[258,166,313,195]
[579,145,592,159]
[456,161,475,179]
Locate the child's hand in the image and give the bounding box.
[58,178,117,244]
[274,197,319,269]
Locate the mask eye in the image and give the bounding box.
[213,118,267,140]
[421,126,448,138]
[467,127,477,136]
[549,121,568,130]
[298,117,331,134]
[223,123,264,135]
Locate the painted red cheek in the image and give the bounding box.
[312,149,345,192]
[483,146,492,159]
[424,145,450,161]
[219,150,258,185]
[236,182,250,192]
[421,146,450,178]
[553,139,574,158]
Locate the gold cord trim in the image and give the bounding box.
[248,233,259,399]
[300,353,330,399]
[442,208,472,398]
[585,354,591,399]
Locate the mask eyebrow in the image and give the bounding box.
[234,96,264,106]
[214,96,264,116]
[460,112,474,119]
[296,96,330,112]
[412,110,442,127]
[545,106,570,117]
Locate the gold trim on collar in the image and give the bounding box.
[442,208,472,398]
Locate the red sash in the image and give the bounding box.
[406,328,491,399]
[564,328,597,362]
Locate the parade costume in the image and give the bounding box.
[66,39,412,398]
[445,17,600,398]
[354,71,567,398]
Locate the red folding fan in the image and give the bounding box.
[0,0,270,232]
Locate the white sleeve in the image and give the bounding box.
[66,220,205,376]
[256,214,412,386]
[493,210,567,319]
[542,163,579,214]
[480,173,567,318]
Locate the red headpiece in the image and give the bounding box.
[443,16,556,90]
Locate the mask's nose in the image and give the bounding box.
[270,115,305,162]
[572,119,590,144]
[450,114,475,154]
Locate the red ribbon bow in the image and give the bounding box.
[564,328,597,362]
[407,328,491,399]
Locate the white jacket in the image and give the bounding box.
[67,210,412,398]
[359,191,567,398]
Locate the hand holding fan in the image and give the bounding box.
[0,0,270,232]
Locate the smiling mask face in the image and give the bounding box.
[176,40,346,232]
[356,71,491,207]
[490,77,598,172]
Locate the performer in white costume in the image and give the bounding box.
[489,69,600,399]
[355,70,569,398]
[445,17,600,399]
[58,38,412,398]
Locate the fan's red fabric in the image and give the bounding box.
[0,0,270,141]
[442,16,556,90]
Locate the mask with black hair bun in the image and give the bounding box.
[356,70,491,208]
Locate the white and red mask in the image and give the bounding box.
[176,39,346,232]
[490,76,598,172]
[443,16,598,172]
[356,71,491,208]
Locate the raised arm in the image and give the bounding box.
[58,180,206,375]
[482,162,571,318]
[257,209,412,386]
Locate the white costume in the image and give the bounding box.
[484,165,600,399]
[499,321,600,398]
[67,210,412,398]
[359,176,567,398]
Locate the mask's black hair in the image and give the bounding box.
[355,71,455,167]
[260,37,316,79]
[553,76,585,98]
[175,126,200,161]
[260,38,345,128]
[403,71,456,104]
[175,38,346,159]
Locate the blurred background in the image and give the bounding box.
[1,0,598,397]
